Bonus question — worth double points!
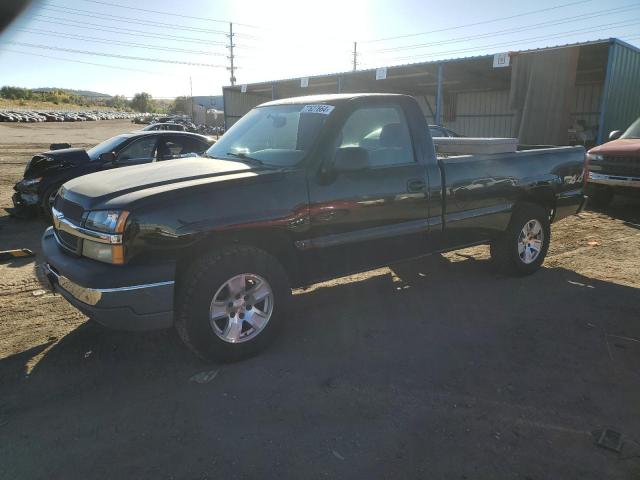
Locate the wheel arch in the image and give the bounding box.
[175,228,301,286]
[514,186,556,219]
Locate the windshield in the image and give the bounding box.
[206,104,331,167]
[86,134,130,160]
[621,117,640,139]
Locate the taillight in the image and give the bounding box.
[583,153,590,189]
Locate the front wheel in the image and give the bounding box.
[40,183,62,221]
[175,246,291,362]
[490,203,551,275]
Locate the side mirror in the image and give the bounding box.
[609,130,622,141]
[333,147,370,173]
[99,151,116,163]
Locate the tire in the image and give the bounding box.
[175,245,291,362]
[586,185,614,208]
[490,203,551,276]
[40,183,62,221]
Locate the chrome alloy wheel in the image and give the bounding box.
[518,219,544,264]
[209,273,274,343]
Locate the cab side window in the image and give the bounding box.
[117,137,157,163]
[157,139,184,160]
[156,136,209,160]
[337,105,414,167]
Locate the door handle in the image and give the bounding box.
[407,179,426,192]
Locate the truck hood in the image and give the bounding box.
[24,148,90,178]
[60,156,260,210]
[589,139,640,156]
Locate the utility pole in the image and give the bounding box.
[352,41,358,71]
[189,76,194,122]
[227,22,236,86]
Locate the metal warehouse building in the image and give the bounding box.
[223,38,640,146]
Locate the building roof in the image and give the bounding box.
[260,93,405,106]
[225,38,629,91]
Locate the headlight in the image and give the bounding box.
[84,210,129,233]
[20,177,43,187]
[586,153,603,162]
[81,210,129,264]
[82,240,124,264]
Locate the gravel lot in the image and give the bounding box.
[1,120,639,479]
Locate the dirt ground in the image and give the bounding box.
[1,120,640,479]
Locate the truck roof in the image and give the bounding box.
[260,93,407,107]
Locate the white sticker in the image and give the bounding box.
[301,104,335,115]
[493,52,510,68]
[300,77,309,88]
[376,67,387,80]
[240,84,247,93]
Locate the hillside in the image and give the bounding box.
[32,88,112,98]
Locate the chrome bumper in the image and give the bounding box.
[589,172,640,188]
[41,227,175,331]
[43,262,174,307]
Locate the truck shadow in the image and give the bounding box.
[2,254,639,478]
[3,254,639,398]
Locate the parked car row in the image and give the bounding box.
[133,114,224,136]
[0,110,135,123]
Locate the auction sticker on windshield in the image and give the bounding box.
[301,104,335,115]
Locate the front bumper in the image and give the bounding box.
[41,227,175,331]
[588,172,640,188]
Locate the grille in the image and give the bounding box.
[54,196,84,223]
[56,229,79,252]
[600,156,640,177]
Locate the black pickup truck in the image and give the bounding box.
[41,93,586,361]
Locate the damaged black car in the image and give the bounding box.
[9,130,215,219]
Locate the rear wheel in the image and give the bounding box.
[175,246,291,362]
[490,203,551,275]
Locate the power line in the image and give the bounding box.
[39,4,261,41]
[360,0,592,43]
[360,20,640,65]
[29,14,227,46]
[16,28,229,56]
[6,41,228,68]
[0,48,158,73]
[77,0,262,29]
[364,4,640,54]
[39,4,233,36]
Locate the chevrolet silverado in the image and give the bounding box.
[41,93,587,361]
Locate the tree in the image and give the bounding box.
[130,92,154,112]
[171,96,191,114]
[0,86,32,100]
[106,95,129,110]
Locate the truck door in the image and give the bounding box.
[303,102,431,281]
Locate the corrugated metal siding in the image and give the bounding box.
[571,83,601,131]
[601,41,640,138]
[437,84,603,140]
[223,88,271,128]
[443,90,514,137]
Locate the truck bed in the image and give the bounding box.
[438,146,586,233]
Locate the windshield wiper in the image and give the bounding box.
[225,151,269,167]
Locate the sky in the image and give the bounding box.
[0,0,638,99]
